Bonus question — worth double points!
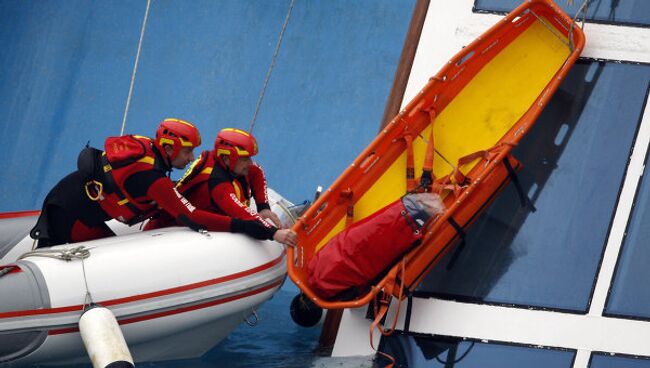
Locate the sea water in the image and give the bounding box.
[136,282,376,368]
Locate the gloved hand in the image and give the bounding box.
[259,209,283,228]
[273,229,297,247]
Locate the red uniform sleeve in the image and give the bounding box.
[210,181,273,228]
[146,177,232,231]
[248,163,270,212]
[146,177,277,240]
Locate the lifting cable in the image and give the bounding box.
[567,0,591,51]
[120,0,152,136]
[248,0,295,133]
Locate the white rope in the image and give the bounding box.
[18,246,95,308]
[248,0,295,133]
[120,0,152,136]
[18,245,91,261]
[81,256,94,308]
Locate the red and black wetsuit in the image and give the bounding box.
[31,138,273,247]
[145,151,276,234]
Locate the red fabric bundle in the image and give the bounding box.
[307,199,423,299]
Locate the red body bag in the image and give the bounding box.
[307,199,423,299]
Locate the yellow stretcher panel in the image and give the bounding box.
[315,20,570,252]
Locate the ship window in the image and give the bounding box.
[379,333,575,368]
[590,353,650,367]
[474,0,650,27]
[415,61,650,312]
[605,84,650,319]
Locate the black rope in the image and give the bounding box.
[445,216,466,270]
[404,295,413,333]
[503,157,536,212]
[435,341,476,365]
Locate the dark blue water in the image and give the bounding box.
[139,282,375,368]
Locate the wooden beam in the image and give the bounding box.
[379,0,431,130]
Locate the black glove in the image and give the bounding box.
[230,218,277,240]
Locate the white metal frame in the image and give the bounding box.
[333,1,650,366]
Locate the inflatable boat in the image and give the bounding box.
[288,0,585,311]
[0,191,296,366]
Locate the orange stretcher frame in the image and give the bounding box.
[288,0,585,310]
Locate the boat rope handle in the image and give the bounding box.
[248,0,295,133]
[244,309,260,327]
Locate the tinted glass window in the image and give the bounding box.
[416,61,650,311]
[474,0,650,27]
[591,353,650,368]
[379,333,574,368]
[606,98,650,318]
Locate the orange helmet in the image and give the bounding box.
[214,128,258,171]
[155,118,202,161]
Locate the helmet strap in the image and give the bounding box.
[163,144,176,164]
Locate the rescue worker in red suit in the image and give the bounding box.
[145,128,289,239]
[30,119,296,248]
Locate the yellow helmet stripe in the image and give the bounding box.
[222,128,251,137]
[163,118,196,128]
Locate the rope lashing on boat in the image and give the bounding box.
[120,0,151,135]
[248,0,295,133]
[18,246,96,307]
[18,245,91,262]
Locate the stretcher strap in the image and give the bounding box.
[433,141,517,197]
[340,188,354,227]
[95,156,154,225]
[400,133,417,192]
[403,294,413,333]
[446,216,467,270]
[503,156,536,212]
[369,260,407,368]
[419,127,435,192]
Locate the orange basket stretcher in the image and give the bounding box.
[288,0,585,311]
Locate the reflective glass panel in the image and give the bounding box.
[606,100,650,318]
[416,61,650,311]
[379,334,574,368]
[474,0,650,27]
[591,353,650,368]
